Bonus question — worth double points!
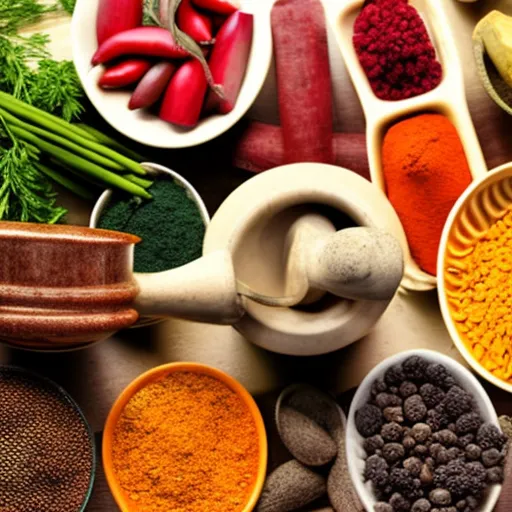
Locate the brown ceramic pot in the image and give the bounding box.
[0,222,242,350]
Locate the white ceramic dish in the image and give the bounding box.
[203,162,409,356]
[326,0,488,292]
[71,0,273,148]
[90,162,210,327]
[438,161,512,394]
[346,349,502,512]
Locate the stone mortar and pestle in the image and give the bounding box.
[0,163,406,353]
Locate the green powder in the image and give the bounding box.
[98,179,206,273]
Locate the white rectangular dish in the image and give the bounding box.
[326,0,488,292]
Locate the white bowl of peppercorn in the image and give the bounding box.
[346,350,505,512]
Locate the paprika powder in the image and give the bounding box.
[111,371,260,512]
[353,0,442,101]
[382,113,472,276]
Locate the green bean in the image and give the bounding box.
[11,125,152,199]
[75,123,144,161]
[0,91,146,176]
[0,108,125,173]
[35,163,95,201]
[124,174,154,189]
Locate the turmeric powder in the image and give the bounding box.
[447,209,512,383]
[111,371,260,512]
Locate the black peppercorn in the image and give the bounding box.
[355,404,383,437]
[389,492,411,512]
[486,466,504,484]
[420,384,446,409]
[384,406,405,424]
[411,423,432,443]
[364,435,385,455]
[385,365,406,386]
[404,396,428,423]
[376,392,403,409]
[401,381,419,399]
[481,448,502,467]
[382,422,404,442]
[411,498,431,512]
[383,443,406,464]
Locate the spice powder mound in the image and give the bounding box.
[112,371,260,512]
[0,368,94,512]
[447,209,512,383]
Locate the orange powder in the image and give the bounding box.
[111,371,260,512]
[382,113,472,275]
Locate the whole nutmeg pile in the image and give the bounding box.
[355,356,508,512]
[257,385,363,512]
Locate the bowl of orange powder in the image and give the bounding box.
[438,161,512,393]
[103,363,267,511]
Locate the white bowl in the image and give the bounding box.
[71,0,273,148]
[438,162,512,394]
[90,162,210,227]
[90,162,210,327]
[346,349,502,512]
[326,0,488,292]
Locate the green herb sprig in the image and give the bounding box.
[0,116,67,223]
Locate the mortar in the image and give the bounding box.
[0,163,406,354]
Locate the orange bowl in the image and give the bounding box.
[103,362,268,512]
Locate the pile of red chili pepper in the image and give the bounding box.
[92,0,253,128]
[353,0,442,101]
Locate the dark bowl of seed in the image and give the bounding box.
[346,350,506,512]
[0,366,96,512]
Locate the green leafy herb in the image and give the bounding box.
[0,34,50,103]
[57,0,76,14]
[0,0,85,120]
[31,60,84,121]
[0,0,56,34]
[0,117,67,223]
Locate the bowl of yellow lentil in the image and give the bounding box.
[102,362,267,512]
[439,161,512,392]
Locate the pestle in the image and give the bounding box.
[237,213,404,307]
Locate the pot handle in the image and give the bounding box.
[133,251,245,325]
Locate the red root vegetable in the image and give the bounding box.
[96,0,143,46]
[177,0,214,44]
[205,11,253,114]
[129,62,177,110]
[98,59,152,89]
[160,59,208,127]
[271,0,334,164]
[92,27,190,65]
[191,0,239,15]
[232,122,370,180]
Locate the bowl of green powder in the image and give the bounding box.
[90,162,209,327]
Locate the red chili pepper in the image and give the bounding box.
[160,59,208,127]
[96,0,143,46]
[177,0,214,43]
[98,59,152,89]
[92,27,190,66]
[190,0,239,15]
[205,11,253,114]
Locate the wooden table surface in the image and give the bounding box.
[5,0,512,510]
